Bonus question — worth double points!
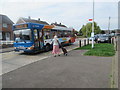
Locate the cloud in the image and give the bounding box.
[2,0,119,2]
[0,1,118,30]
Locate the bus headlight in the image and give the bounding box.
[27,45,34,50]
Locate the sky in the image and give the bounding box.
[0,0,119,31]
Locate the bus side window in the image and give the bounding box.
[34,29,38,40]
[39,32,42,37]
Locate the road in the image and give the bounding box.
[1,38,86,75]
[1,38,112,88]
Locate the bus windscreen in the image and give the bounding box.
[14,29,32,42]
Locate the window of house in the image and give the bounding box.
[6,32,10,40]
[3,23,8,28]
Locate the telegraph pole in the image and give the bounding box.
[108,16,111,34]
[92,0,94,48]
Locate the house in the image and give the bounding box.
[101,30,120,34]
[0,14,14,41]
[16,17,49,25]
[118,30,120,33]
[115,29,120,34]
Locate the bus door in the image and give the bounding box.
[34,29,40,50]
[38,29,44,49]
[34,29,44,50]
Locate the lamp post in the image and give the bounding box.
[92,0,95,48]
[86,24,88,38]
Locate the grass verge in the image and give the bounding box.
[75,43,115,57]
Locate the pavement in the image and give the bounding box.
[0,47,14,53]
[118,36,120,89]
[2,49,112,88]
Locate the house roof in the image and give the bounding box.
[16,17,49,25]
[51,22,67,27]
[0,14,14,24]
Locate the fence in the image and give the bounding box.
[79,39,91,47]
[79,37,116,48]
[0,40,14,48]
[0,40,14,45]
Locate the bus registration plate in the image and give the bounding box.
[19,47,26,49]
[62,38,66,40]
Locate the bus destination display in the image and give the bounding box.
[14,24,28,29]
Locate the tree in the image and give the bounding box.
[111,30,115,33]
[74,30,78,34]
[79,30,83,36]
[80,25,86,36]
[79,22,101,37]
[101,30,105,34]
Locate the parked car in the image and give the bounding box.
[109,33,115,37]
[97,35,111,43]
[88,37,95,41]
[115,33,120,36]
[88,35,99,42]
[94,35,99,42]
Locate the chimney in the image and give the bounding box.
[38,18,40,21]
[28,16,31,19]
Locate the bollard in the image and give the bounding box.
[116,41,117,51]
[111,38,114,44]
[84,39,86,46]
[87,39,89,45]
[115,37,117,51]
[79,40,81,47]
[111,38,112,44]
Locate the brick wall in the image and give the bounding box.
[2,24,13,40]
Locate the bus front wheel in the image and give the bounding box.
[45,44,50,51]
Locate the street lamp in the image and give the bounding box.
[91,0,95,48]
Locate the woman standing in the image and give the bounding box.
[52,35,60,57]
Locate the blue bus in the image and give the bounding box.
[13,22,75,53]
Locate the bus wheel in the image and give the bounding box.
[45,44,50,51]
[69,40,71,45]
